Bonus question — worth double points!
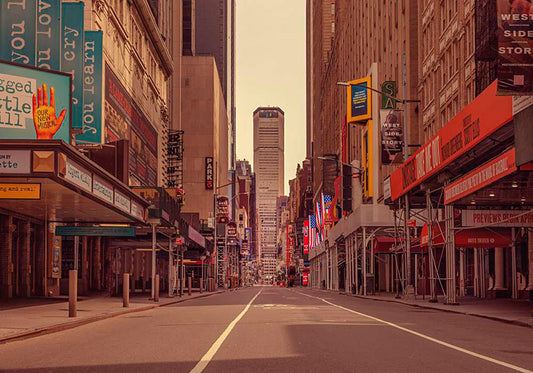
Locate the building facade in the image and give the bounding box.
[253,107,285,264]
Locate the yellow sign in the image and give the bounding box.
[0,183,41,199]
[346,76,372,123]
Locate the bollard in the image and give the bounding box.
[188,276,192,296]
[200,278,204,293]
[154,274,160,302]
[69,270,77,317]
[123,273,130,307]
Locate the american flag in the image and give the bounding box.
[315,201,322,230]
[322,194,332,223]
[309,215,317,247]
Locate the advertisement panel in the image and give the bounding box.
[61,2,84,130]
[380,109,403,165]
[0,150,30,173]
[36,0,61,71]
[496,0,533,95]
[444,148,516,204]
[0,0,36,65]
[346,76,371,123]
[78,30,103,144]
[0,61,71,142]
[462,210,533,228]
[390,81,513,201]
[0,183,41,199]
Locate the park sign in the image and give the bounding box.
[0,61,71,142]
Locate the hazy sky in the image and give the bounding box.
[235,0,306,195]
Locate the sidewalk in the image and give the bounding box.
[0,290,224,344]
[346,291,533,328]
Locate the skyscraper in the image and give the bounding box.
[253,107,285,276]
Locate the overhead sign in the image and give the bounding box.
[496,0,533,95]
[390,81,513,201]
[0,183,40,199]
[0,150,30,174]
[380,109,403,165]
[64,158,92,192]
[444,148,516,204]
[0,0,36,66]
[56,226,135,237]
[0,61,71,142]
[205,156,214,189]
[347,76,371,123]
[462,210,533,228]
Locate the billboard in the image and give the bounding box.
[346,76,371,123]
[380,109,403,165]
[497,0,533,95]
[0,61,71,142]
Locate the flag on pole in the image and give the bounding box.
[323,194,333,223]
[309,215,317,247]
[303,219,309,255]
[315,201,322,230]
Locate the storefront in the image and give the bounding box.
[0,140,149,299]
[389,81,533,303]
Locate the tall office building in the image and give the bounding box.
[253,108,285,269]
[195,0,237,215]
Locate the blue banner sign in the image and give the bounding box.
[61,1,84,130]
[78,30,102,144]
[0,0,37,65]
[36,0,61,71]
[0,61,71,142]
[56,226,136,237]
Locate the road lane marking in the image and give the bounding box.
[295,290,533,373]
[190,290,262,373]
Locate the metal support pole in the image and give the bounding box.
[69,270,77,317]
[426,189,437,302]
[151,223,157,300]
[363,227,367,296]
[154,274,160,302]
[74,235,79,271]
[169,237,173,297]
[355,233,359,294]
[404,195,413,296]
[512,228,518,299]
[445,204,457,304]
[123,273,130,307]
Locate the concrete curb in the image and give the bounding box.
[0,290,226,345]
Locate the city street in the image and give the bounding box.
[0,287,532,373]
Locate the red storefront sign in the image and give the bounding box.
[444,148,517,204]
[302,272,309,286]
[390,81,513,201]
[420,222,513,248]
[303,220,309,255]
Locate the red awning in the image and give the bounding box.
[420,222,513,248]
[373,236,396,253]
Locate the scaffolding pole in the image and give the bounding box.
[445,203,457,304]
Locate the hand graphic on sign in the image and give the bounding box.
[32,83,67,139]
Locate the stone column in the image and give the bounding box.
[527,230,533,290]
[494,247,506,290]
[0,215,13,299]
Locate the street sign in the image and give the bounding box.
[56,226,135,237]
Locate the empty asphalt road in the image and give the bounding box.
[0,286,532,372]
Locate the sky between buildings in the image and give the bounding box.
[235,0,306,195]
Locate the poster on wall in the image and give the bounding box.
[497,0,533,95]
[0,61,71,142]
[380,109,403,165]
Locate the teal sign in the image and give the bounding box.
[36,0,61,71]
[0,0,37,65]
[0,61,71,142]
[78,30,102,144]
[61,2,84,130]
[56,226,136,237]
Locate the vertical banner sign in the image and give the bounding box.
[303,220,309,255]
[0,0,37,65]
[380,109,403,165]
[497,0,533,95]
[79,30,103,144]
[346,76,372,123]
[36,0,61,71]
[61,1,84,130]
[49,235,61,278]
[205,156,214,189]
[381,81,397,109]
